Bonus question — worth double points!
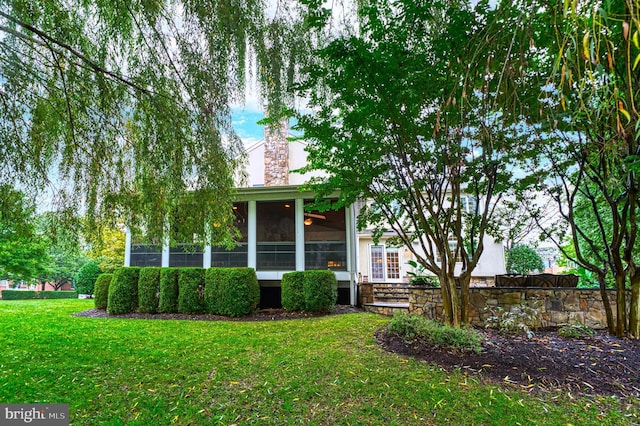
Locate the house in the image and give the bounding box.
[124,122,506,307]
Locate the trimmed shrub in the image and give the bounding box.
[178,268,205,314]
[39,291,78,299]
[1,290,37,300]
[216,268,260,317]
[107,267,140,314]
[303,270,337,312]
[159,268,179,313]
[94,274,113,309]
[138,267,161,313]
[281,271,305,311]
[1,290,77,300]
[389,312,483,354]
[74,259,102,296]
[204,268,225,315]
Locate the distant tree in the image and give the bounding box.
[41,248,88,291]
[506,245,544,275]
[87,226,126,273]
[74,259,102,296]
[0,185,49,280]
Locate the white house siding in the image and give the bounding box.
[357,234,506,285]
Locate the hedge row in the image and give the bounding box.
[1,290,78,300]
[105,266,260,317]
[281,270,337,312]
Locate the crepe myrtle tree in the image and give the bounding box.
[295,0,554,326]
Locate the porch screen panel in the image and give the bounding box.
[169,245,204,267]
[211,202,248,267]
[304,202,347,271]
[256,201,296,270]
[130,244,162,267]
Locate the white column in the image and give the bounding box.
[124,229,132,267]
[247,200,257,269]
[162,216,170,267]
[346,205,357,305]
[295,198,305,271]
[203,245,212,268]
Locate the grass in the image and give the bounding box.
[0,300,637,425]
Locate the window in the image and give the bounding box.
[304,202,347,271]
[435,240,463,263]
[210,202,248,267]
[256,201,296,270]
[460,195,477,213]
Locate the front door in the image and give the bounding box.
[369,245,402,282]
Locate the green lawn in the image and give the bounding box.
[0,300,636,425]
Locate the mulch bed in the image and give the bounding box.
[376,326,640,399]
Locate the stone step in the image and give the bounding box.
[372,283,410,289]
[374,290,410,298]
[363,302,409,316]
[374,294,409,302]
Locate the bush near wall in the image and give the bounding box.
[159,268,179,313]
[138,267,161,313]
[204,268,225,314]
[215,268,260,317]
[94,274,113,309]
[178,268,205,314]
[107,267,141,315]
[281,271,305,311]
[303,270,338,312]
[1,290,77,300]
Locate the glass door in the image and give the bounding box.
[369,245,402,282]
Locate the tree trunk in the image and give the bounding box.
[629,275,640,338]
[597,274,615,335]
[615,274,627,337]
[439,273,460,327]
[459,274,471,324]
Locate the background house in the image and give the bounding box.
[125,123,358,306]
[124,122,507,307]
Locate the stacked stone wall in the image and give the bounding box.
[409,287,629,329]
[264,121,289,186]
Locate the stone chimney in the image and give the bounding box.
[263,119,289,186]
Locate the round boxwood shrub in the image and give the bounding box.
[107,267,140,314]
[138,267,161,313]
[281,271,305,311]
[215,267,260,317]
[178,268,205,314]
[303,270,337,312]
[159,268,179,313]
[94,273,113,310]
[74,259,102,296]
[204,268,225,315]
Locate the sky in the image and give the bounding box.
[231,108,265,146]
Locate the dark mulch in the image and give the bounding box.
[73,304,362,322]
[376,326,640,399]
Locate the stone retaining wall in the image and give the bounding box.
[409,287,629,329]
